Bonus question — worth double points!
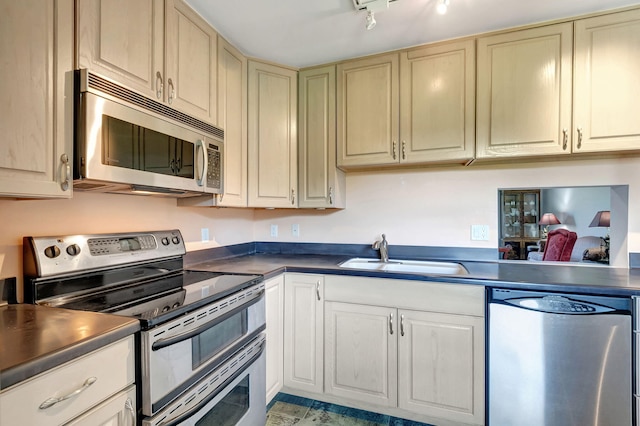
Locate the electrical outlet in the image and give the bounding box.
[270,224,278,237]
[201,228,210,242]
[292,224,300,237]
[471,225,490,241]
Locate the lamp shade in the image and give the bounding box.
[539,213,561,226]
[589,210,610,227]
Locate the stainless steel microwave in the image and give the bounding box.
[74,69,223,198]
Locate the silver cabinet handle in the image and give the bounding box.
[39,377,97,409]
[329,186,333,205]
[577,127,583,149]
[400,314,405,337]
[60,153,70,191]
[291,189,295,205]
[562,129,568,150]
[316,281,321,301]
[168,78,175,105]
[125,398,135,425]
[392,141,397,160]
[401,140,406,160]
[156,71,163,99]
[389,312,394,335]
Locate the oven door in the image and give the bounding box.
[142,333,266,426]
[141,283,265,415]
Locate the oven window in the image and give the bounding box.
[195,376,249,426]
[192,310,248,369]
[102,115,195,179]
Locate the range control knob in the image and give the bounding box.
[44,245,61,259]
[172,236,180,245]
[66,244,81,256]
[161,237,170,246]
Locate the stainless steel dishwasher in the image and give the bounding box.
[489,288,632,426]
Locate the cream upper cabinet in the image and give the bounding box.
[298,65,346,209]
[0,0,73,198]
[217,38,248,207]
[476,23,573,158]
[400,40,476,164]
[248,60,298,208]
[77,0,217,124]
[573,9,640,153]
[337,53,399,168]
[283,273,324,394]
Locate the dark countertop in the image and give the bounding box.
[0,304,139,390]
[187,253,640,297]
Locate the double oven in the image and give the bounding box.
[23,230,266,425]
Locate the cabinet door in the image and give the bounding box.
[400,40,475,164]
[0,0,73,198]
[477,23,573,158]
[265,275,284,403]
[398,310,484,425]
[324,302,397,407]
[299,66,346,209]
[64,385,136,426]
[217,37,248,207]
[284,274,324,393]
[165,0,217,124]
[337,53,399,168]
[77,0,164,101]
[574,9,640,153]
[248,60,298,208]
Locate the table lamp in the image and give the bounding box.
[539,213,561,239]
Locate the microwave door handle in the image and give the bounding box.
[157,340,266,426]
[195,139,208,187]
[151,291,264,351]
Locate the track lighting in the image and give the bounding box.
[366,10,376,30]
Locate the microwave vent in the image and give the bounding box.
[85,71,224,140]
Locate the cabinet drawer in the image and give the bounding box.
[0,336,135,426]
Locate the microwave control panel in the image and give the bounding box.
[206,144,221,189]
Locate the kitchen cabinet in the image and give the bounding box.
[337,53,399,168]
[573,9,640,153]
[0,336,135,426]
[324,275,485,425]
[476,23,573,159]
[399,40,476,164]
[500,189,541,260]
[77,0,217,124]
[0,0,73,198]
[217,37,248,207]
[265,275,284,403]
[283,273,324,393]
[248,60,298,208]
[298,65,346,209]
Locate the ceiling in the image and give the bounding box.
[185,0,640,68]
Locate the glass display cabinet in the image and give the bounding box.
[500,190,541,260]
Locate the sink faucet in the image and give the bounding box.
[373,234,389,263]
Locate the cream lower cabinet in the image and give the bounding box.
[283,273,324,393]
[573,9,640,153]
[248,60,298,208]
[77,0,217,124]
[324,275,485,426]
[265,275,285,403]
[476,23,573,159]
[298,65,346,209]
[0,0,73,198]
[0,336,135,426]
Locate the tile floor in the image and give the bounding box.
[266,393,434,426]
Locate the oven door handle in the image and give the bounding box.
[159,340,266,426]
[151,291,264,351]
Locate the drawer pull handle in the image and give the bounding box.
[400,314,405,336]
[316,281,321,301]
[125,398,136,425]
[39,377,97,410]
[389,312,394,335]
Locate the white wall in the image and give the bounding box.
[541,186,611,237]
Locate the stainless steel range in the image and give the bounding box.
[23,230,267,426]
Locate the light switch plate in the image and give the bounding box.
[471,225,489,241]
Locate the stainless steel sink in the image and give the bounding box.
[338,258,469,275]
